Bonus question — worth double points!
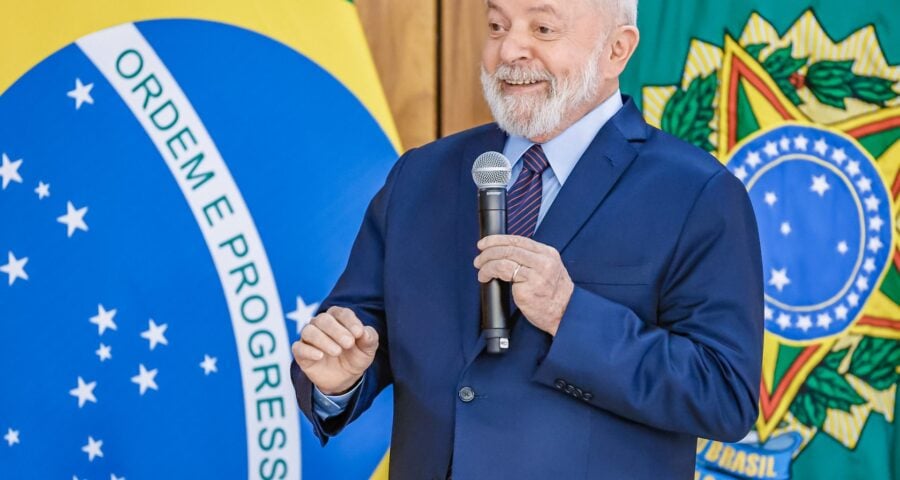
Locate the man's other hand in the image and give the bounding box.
[291,306,379,395]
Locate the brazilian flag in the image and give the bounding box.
[625,1,900,478]
[0,0,394,478]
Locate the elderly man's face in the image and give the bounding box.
[481,0,615,141]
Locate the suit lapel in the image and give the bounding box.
[458,98,648,363]
[533,99,647,255]
[456,125,507,365]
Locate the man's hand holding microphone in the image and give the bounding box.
[291,306,379,395]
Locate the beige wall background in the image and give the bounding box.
[356,0,492,151]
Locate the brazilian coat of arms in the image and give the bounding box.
[643,10,900,479]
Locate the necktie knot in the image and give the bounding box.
[522,144,550,175]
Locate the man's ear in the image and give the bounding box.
[604,26,640,79]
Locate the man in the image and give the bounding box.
[290,0,764,478]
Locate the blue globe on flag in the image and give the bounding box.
[728,124,893,343]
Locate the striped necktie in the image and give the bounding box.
[507,144,550,237]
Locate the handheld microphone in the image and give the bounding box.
[472,152,513,354]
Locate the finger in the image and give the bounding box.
[338,326,379,370]
[328,306,365,338]
[356,326,379,355]
[477,258,522,283]
[314,314,356,349]
[300,324,344,357]
[477,234,546,253]
[292,341,324,366]
[474,244,545,270]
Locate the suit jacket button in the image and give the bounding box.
[565,384,576,394]
[458,386,476,403]
[554,379,566,390]
[574,387,584,399]
[583,392,594,401]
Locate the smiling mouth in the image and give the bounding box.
[501,79,549,92]
[503,79,543,86]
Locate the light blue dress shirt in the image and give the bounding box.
[502,91,623,228]
[312,91,625,419]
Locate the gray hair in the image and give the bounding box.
[485,0,638,26]
[605,0,638,26]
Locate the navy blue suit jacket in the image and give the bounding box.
[291,97,764,479]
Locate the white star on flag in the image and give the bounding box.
[848,292,860,307]
[764,306,774,320]
[764,192,778,207]
[797,315,813,332]
[286,295,320,334]
[200,354,218,375]
[733,166,748,181]
[780,222,792,236]
[814,138,828,156]
[140,319,168,350]
[111,474,126,480]
[793,134,809,150]
[856,276,870,291]
[776,313,792,330]
[131,364,159,395]
[867,237,884,253]
[869,216,884,231]
[769,268,791,292]
[832,148,848,164]
[835,305,849,320]
[67,78,95,110]
[746,151,762,168]
[864,195,881,212]
[846,160,861,176]
[810,175,831,196]
[0,251,29,286]
[82,436,103,462]
[57,201,89,237]
[69,376,98,408]
[90,304,118,335]
[34,181,50,199]
[0,153,23,189]
[816,313,833,329]
[779,136,791,150]
[96,343,112,362]
[837,241,849,255]
[764,141,779,157]
[4,428,19,447]
[863,258,876,273]
[856,176,872,193]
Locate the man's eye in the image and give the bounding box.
[489,22,504,32]
[537,26,553,35]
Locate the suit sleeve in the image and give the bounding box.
[290,150,411,445]
[532,169,764,442]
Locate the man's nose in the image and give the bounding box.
[498,29,533,65]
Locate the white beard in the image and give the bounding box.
[480,49,602,140]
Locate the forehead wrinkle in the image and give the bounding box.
[485,0,503,13]
[528,4,560,16]
[485,1,563,18]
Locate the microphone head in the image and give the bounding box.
[472,151,512,189]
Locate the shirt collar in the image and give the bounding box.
[503,90,623,186]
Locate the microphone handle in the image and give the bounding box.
[478,188,510,354]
